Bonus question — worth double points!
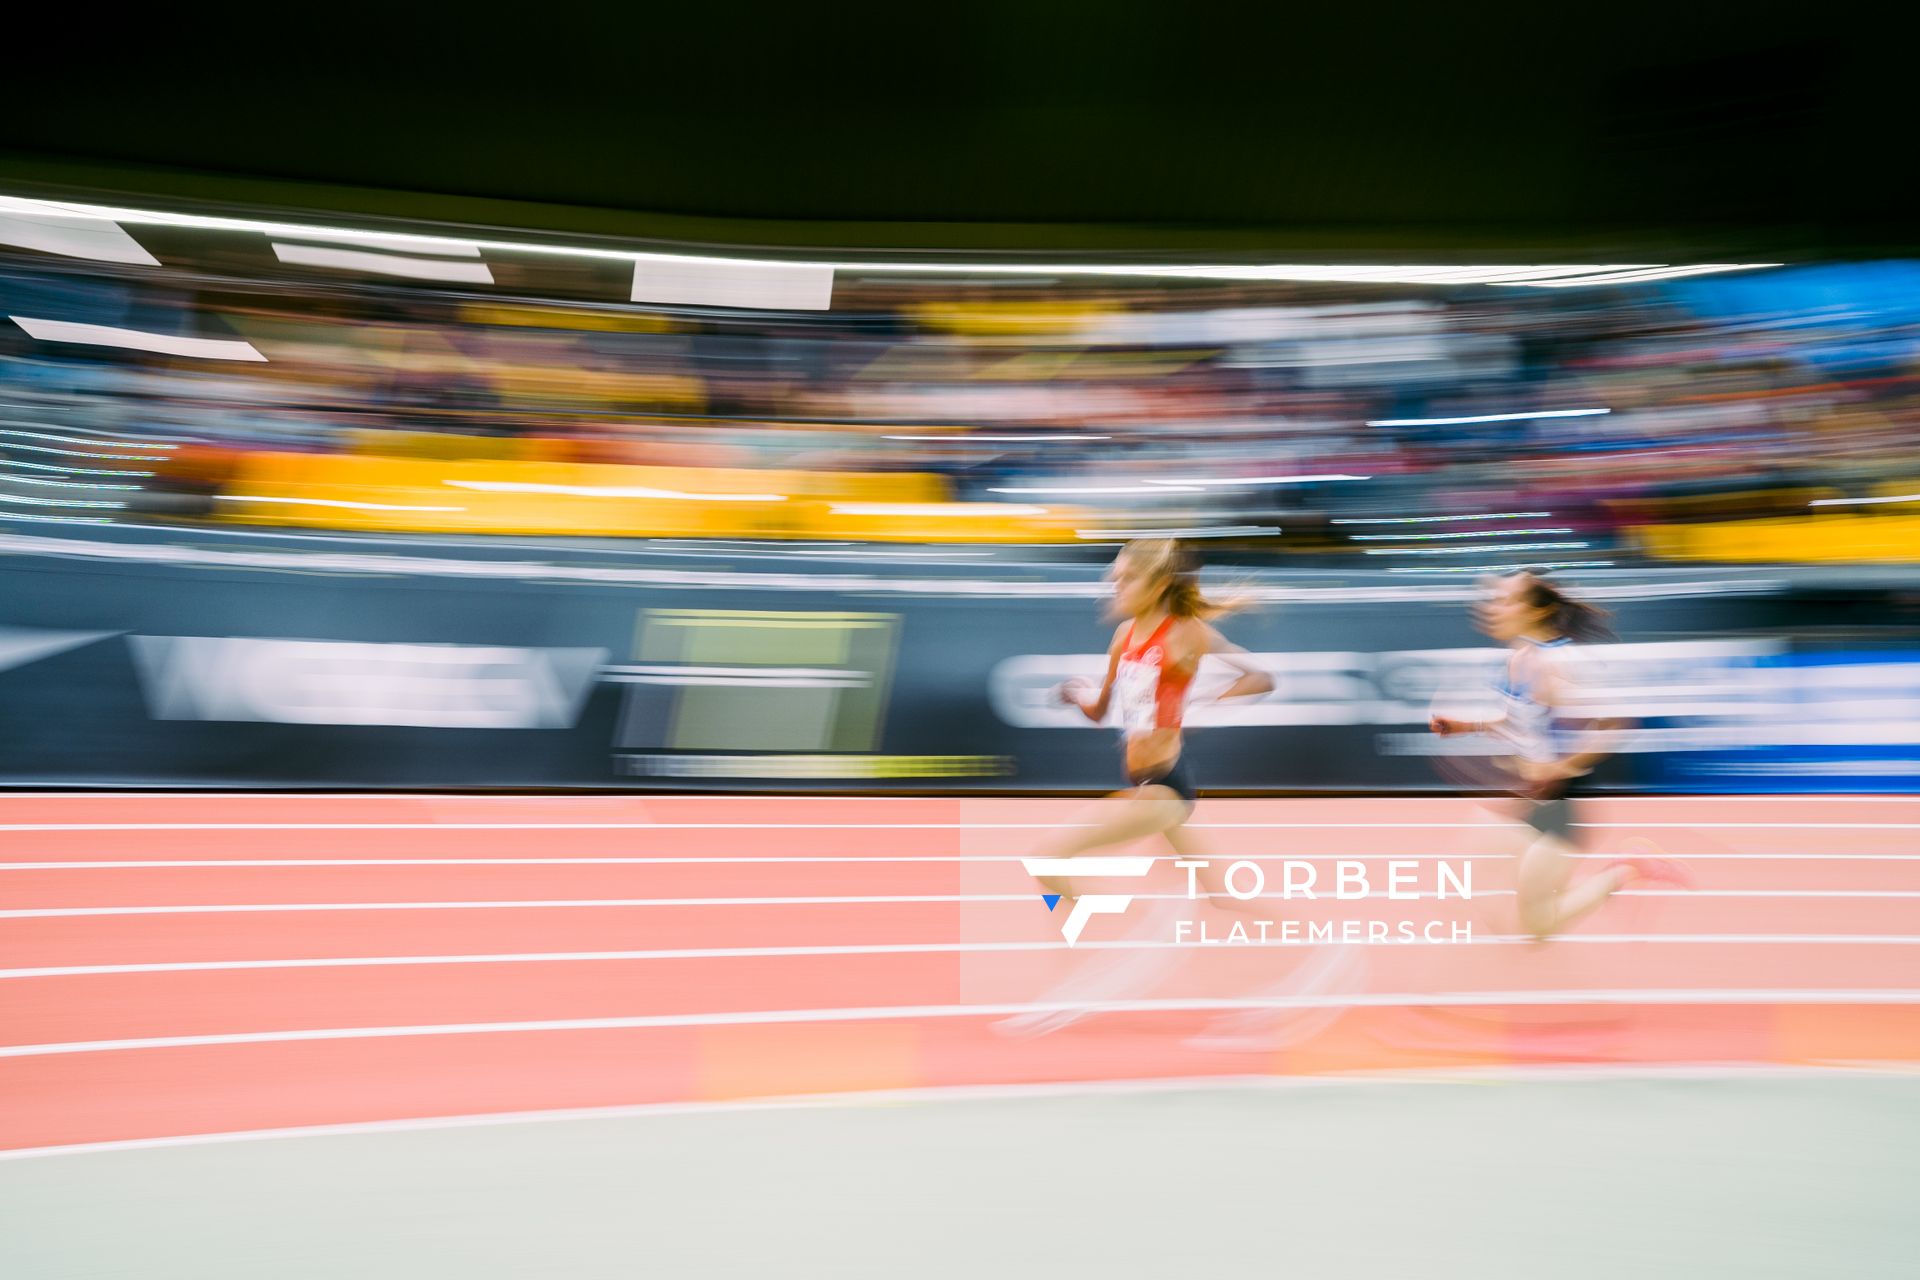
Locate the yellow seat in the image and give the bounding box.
[214,452,973,539]
[806,500,1088,544]
[1633,514,1920,563]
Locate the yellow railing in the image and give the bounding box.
[211,452,1088,542]
[1633,514,1920,562]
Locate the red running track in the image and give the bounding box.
[3,793,1917,1156]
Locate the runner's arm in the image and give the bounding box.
[1432,655,1512,737]
[1198,622,1274,702]
[1059,627,1126,723]
[1537,655,1627,777]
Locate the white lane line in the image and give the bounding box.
[3,989,1917,1060]
[8,852,1920,869]
[0,895,1021,918]
[0,822,1473,830]
[5,934,1919,979]
[6,791,1915,799]
[1618,890,1920,898]
[1,855,1513,869]
[6,1063,1909,1164]
[6,889,1917,919]
[3,790,1920,802]
[9,888,1919,918]
[3,821,1918,831]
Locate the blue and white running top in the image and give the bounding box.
[1496,636,1571,763]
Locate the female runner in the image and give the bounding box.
[1005,539,1364,1044]
[1032,538,1273,906]
[1430,569,1688,939]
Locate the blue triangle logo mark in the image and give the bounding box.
[1042,894,1061,912]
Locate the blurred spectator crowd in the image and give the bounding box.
[4,245,1917,550]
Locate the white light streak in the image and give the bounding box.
[1387,562,1615,573]
[1367,409,1610,427]
[1143,473,1371,487]
[1332,512,1552,525]
[0,459,154,478]
[0,474,143,490]
[0,492,125,509]
[883,434,1112,443]
[1351,528,1573,541]
[446,480,785,502]
[1075,525,1281,539]
[0,428,172,451]
[988,484,1204,495]
[216,495,464,512]
[1364,541,1591,556]
[1810,493,1920,508]
[830,503,1051,516]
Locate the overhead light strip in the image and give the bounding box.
[0,208,159,266]
[270,243,495,284]
[8,316,266,363]
[0,195,1781,289]
[1496,264,1780,288]
[271,230,482,257]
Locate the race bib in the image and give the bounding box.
[1114,654,1161,734]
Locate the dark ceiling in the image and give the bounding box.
[2,12,1903,258]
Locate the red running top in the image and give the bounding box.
[1114,616,1194,734]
